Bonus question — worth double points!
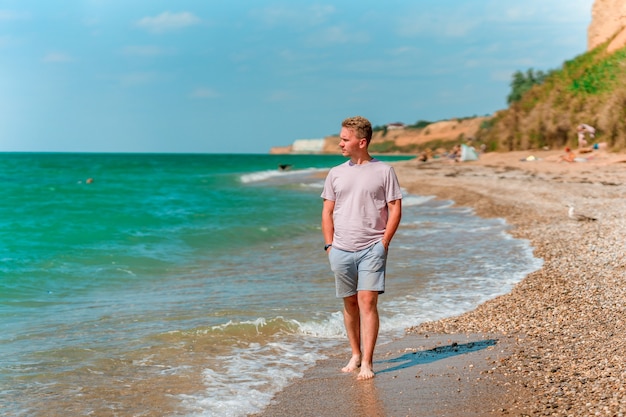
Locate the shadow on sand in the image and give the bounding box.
[376,339,498,374]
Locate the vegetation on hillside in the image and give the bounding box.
[507,69,549,104]
[368,118,482,154]
[478,40,626,151]
[406,120,433,129]
[369,136,473,154]
[336,40,626,155]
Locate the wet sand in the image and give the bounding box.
[254,149,626,416]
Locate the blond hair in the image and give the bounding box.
[342,116,373,145]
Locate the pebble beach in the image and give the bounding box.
[402,149,626,416]
[256,148,626,417]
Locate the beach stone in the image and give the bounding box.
[396,150,626,416]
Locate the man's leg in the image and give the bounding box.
[341,294,361,373]
[357,290,379,380]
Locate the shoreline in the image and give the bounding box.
[254,149,626,416]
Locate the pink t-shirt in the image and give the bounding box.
[321,159,403,251]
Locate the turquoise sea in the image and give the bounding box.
[0,153,542,416]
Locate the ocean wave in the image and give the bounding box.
[402,194,436,206]
[178,317,340,417]
[239,167,326,184]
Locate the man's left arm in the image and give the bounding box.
[382,199,402,251]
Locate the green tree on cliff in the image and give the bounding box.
[507,68,548,104]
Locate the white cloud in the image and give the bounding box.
[122,45,169,57]
[491,69,515,82]
[387,46,420,56]
[305,26,369,47]
[396,12,480,38]
[118,72,159,86]
[0,10,28,20]
[136,11,201,33]
[266,90,293,102]
[254,5,335,27]
[307,4,336,24]
[0,35,15,48]
[42,51,73,63]
[189,87,220,99]
[485,0,593,24]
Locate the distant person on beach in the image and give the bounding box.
[447,144,461,162]
[321,116,403,380]
[558,147,576,163]
[576,124,596,149]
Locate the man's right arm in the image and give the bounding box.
[321,199,335,251]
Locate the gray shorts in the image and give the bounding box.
[328,241,387,298]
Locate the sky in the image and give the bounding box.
[0,0,595,154]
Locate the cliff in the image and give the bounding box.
[589,0,626,53]
[322,117,488,154]
[271,117,489,155]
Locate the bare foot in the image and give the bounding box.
[341,355,361,373]
[357,364,375,380]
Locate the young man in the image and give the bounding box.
[321,116,402,380]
